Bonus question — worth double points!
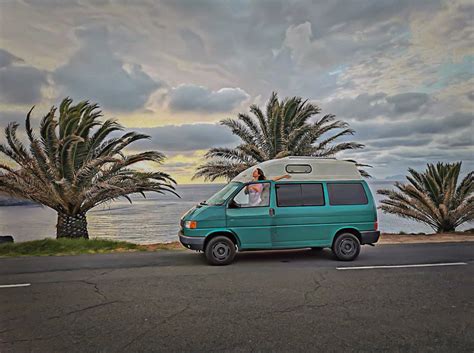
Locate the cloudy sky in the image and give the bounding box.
[0,0,472,183]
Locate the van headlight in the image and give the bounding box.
[184,220,198,229]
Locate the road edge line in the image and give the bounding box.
[0,283,31,288]
[336,262,468,270]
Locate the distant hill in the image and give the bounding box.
[0,195,36,206]
[384,174,406,181]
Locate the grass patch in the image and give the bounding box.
[0,238,180,257]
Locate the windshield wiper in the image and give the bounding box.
[199,201,207,205]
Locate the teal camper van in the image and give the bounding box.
[179,157,380,265]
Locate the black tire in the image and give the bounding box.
[332,233,360,261]
[310,247,324,251]
[205,236,236,266]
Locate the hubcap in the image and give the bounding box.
[212,242,230,260]
[339,238,356,256]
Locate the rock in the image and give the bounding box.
[0,235,14,243]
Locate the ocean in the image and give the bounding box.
[0,181,471,243]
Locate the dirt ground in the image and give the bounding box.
[379,232,473,244]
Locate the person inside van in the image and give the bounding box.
[245,168,291,206]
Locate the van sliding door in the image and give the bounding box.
[273,183,331,247]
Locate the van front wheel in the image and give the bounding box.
[205,236,236,266]
[332,233,360,261]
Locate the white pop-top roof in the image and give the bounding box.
[232,157,362,182]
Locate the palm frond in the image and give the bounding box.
[196,91,368,181]
[193,160,248,182]
[220,118,255,145]
[378,162,473,232]
[0,98,178,220]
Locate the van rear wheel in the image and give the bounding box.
[205,236,236,266]
[332,233,360,261]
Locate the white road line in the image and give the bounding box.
[336,262,468,270]
[0,283,31,288]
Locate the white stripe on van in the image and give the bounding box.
[336,262,467,270]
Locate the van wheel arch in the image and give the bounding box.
[332,228,362,247]
[204,232,239,251]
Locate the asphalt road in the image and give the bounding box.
[0,242,473,353]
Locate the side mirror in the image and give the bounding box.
[228,200,241,209]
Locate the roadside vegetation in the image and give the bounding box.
[0,98,178,239]
[378,162,473,233]
[0,238,183,257]
[1,232,472,257]
[194,91,371,181]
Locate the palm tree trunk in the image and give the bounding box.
[56,212,89,239]
[436,223,456,233]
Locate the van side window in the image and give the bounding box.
[231,182,271,208]
[327,183,368,205]
[301,184,325,206]
[276,184,301,206]
[276,183,325,207]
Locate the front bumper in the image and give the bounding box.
[360,230,380,245]
[179,231,205,251]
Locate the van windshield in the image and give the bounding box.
[205,182,241,206]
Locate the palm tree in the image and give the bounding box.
[0,98,177,239]
[194,92,369,181]
[377,162,473,233]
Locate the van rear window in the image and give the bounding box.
[327,183,368,205]
[276,183,324,207]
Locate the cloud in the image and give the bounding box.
[352,111,473,140]
[0,111,26,126]
[168,84,249,113]
[133,123,240,152]
[337,1,473,96]
[385,93,430,114]
[53,25,161,112]
[0,0,471,180]
[323,92,432,121]
[178,28,207,61]
[436,129,473,148]
[163,0,433,99]
[367,136,433,148]
[0,49,48,105]
[0,49,23,68]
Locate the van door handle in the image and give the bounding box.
[269,208,275,216]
